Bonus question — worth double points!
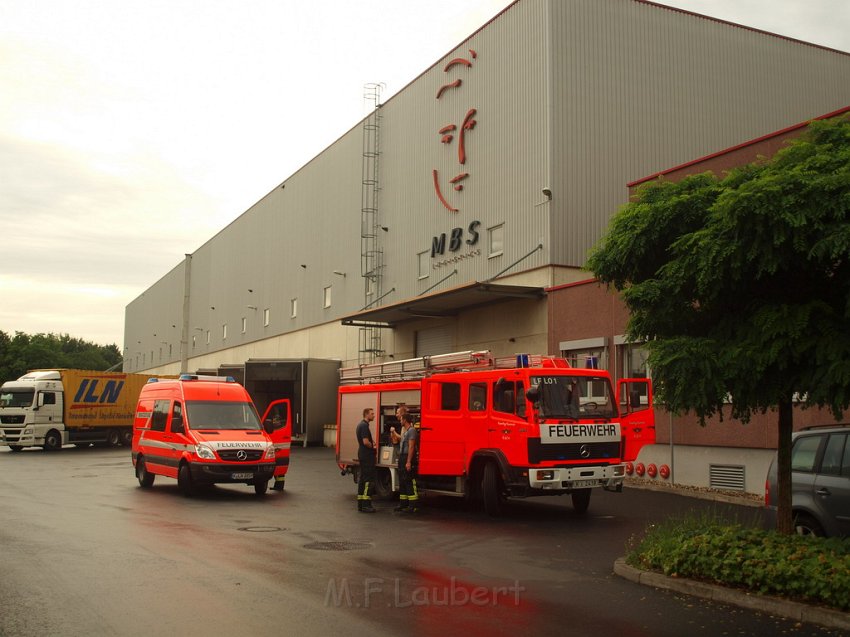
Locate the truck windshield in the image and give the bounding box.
[0,390,35,408]
[529,375,615,419]
[184,401,262,430]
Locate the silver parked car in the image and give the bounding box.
[765,425,850,536]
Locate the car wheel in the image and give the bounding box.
[793,513,825,536]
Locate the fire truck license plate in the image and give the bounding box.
[231,472,254,480]
[568,479,602,488]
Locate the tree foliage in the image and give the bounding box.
[0,331,121,384]
[586,115,850,533]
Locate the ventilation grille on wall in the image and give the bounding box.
[709,464,745,491]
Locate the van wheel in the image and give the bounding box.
[793,513,824,536]
[43,430,62,451]
[571,489,592,514]
[254,478,269,496]
[178,463,195,496]
[107,429,121,447]
[482,462,504,517]
[136,457,155,488]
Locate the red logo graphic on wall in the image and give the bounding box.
[433,50,479,213]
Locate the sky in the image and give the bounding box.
[2,0,849,348]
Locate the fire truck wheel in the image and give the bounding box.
[571,489,591,514]
[253,478,269,496]
[9,445,23,452]
[374,468,393,499]
[136,457,155,488]
[43,429,62,452]
[178,463,195,497]
[482,462,504,517]
[107,429,121,447]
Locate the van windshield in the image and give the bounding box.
[529,375,615,419]
[0,389,35,408]
[184,401,262,430]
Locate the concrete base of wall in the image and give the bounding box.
[633,444,776,496]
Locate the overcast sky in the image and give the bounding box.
[2,0,849,348]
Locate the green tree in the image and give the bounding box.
[0,331,122,384]
[586,115,850,535]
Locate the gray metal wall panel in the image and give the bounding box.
[548,0,850,266]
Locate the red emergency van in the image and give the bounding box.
[132,374,278,496]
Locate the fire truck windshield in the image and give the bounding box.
[529,375,615,419]
[184,401,262,430]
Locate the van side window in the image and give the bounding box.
[440,383,461,411]
[791,435,823,472]
[150,400,170,432]
[170,402,184,434]
[469,383,487,411]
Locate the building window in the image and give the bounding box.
[263,308,270,326]
[418,250,430,279]
[241,317,247,334]
[614,337,650,406]
[323,285,332,308]
[222,324,227,340]
[290,298,297,318]
[488,224,504,258]
[559,337,607,370]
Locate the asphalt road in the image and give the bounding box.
[0,444,842,637]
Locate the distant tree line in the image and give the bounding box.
[0,331,122,384]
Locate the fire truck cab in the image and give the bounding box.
[336,351,654,515]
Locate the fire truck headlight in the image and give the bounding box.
[613,465,625,477]
[264,445,276,460]
[535,470,555,481]
[195,444,216,460]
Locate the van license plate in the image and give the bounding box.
[232,472,253,480]
[568,479,601,488]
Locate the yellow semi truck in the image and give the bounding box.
[0,369,164,451]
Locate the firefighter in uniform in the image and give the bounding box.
[356,407,377,513]
[393,411,419,514]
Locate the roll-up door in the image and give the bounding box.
[415,324,454,356]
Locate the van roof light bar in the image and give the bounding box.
[178,374,236,382]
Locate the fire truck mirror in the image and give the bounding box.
[525,385,540,404]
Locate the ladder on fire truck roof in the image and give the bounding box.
[338,350,569,384]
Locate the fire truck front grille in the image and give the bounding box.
[527,440,621,464]
[218,450,264,461]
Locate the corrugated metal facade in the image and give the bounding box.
[125,0,850,373]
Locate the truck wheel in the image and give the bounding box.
[107,429,121,447]
[136,457,155,488]
[9,445,23,452]
[43,430,62,451]
[374,467,393,499]
[178,463,195,497]
[482,462,504,517]
[120,430,133,446]
[571,489,592,514]
[253,478,269,496]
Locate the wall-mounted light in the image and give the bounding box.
[300,264,307,269]
[246,305,258,310]
[210,306,215,310]
[542,187,552,200]
[248,288,253,293]
[194,327,203,332]
[381,226,389,232]
[333,270,346,277]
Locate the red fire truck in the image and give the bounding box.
[335,350,654,515]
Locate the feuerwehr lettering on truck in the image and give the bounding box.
[540,422,621,444]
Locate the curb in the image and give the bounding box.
[624,479,763,508]
[614,558,850,632]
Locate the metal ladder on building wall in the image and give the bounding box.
[359,83,385,364]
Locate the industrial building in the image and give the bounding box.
[125,0,850,483]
